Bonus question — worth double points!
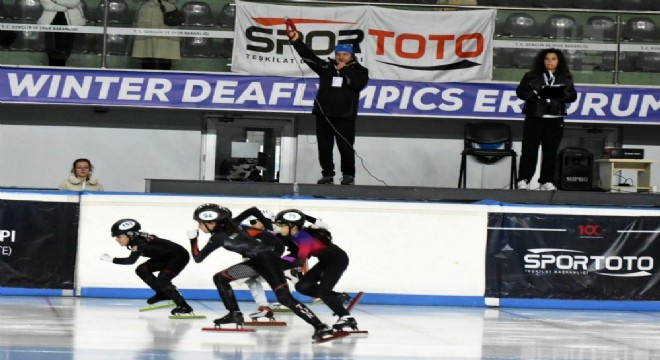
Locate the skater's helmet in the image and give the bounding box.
[193,203,232,225]
[261,208,276,222]
[274,209,305,229]
[243,208,275,227]
[111,218,141,237]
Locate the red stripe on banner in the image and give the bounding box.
[252,18,355,27]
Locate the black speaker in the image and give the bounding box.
[559,147,593,191]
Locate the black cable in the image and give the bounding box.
[285,35,388,186]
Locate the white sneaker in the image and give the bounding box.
[540,182,557,191]
[517,180,529,190]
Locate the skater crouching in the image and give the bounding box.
[101,218,194,316]
[239,208,284,321]
[189,204,336,340]
[274,209,359,331]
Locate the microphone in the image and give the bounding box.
[284,17,297,32]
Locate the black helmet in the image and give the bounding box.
[111,218,141,237]
[274,209,306,229]
[193,203,232,224]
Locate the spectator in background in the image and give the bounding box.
[37,0,86,66]
[516,48,577,191]
[59,158,104,191]
[131,0,180,70]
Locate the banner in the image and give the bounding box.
[0,66,658,124]
[232,2,494,82]
[486,213,660,300]
[366,8,495,82]
[232,2,368,77]
[0,199,79,289]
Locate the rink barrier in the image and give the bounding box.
[80,287,485,307]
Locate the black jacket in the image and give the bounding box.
[516,71,577,117]
[291,38,369,120]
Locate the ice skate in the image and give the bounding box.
[312,324,335,341]
[139,301,175,312]
[312,324,349,343]
[169,303,206,319]
[248,306,274,321]
[147,292,170,305]
[333,316,358,331]
[170,303,193,315]
[244,306,287,326]
[213,311,244,328]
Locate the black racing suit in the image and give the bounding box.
[190,207,323,328]
[281,228,351,318]
[113,233,190,306]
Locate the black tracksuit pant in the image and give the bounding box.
[518,116,564,185]
[316,115,355,178]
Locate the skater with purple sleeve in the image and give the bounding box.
[274,209,363,332]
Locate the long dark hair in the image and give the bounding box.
[532,48,571,76]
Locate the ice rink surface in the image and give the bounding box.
[2,295,660,359]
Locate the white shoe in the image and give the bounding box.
[540,182,557,191]
[517,180,529,190]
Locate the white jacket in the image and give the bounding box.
[37,0,86,26]
[59,174,104,191]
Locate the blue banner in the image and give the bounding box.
[0,66,658,124]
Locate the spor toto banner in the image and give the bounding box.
[486,213,660,300]
[232,1,495,82]
[0,199,79,289]
[0,66,658,124]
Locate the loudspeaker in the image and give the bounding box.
[558,147,593,191]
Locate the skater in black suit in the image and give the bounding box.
[188,204,336,341]
[274,209,359,331]
[101,218,194,316]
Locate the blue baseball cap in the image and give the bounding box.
[334,44,354,54]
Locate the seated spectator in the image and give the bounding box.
[59,158,104,191]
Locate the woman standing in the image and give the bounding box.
[58,158,103,191]
[516,48,577,191]
[38,0,86,66]
[131,0,180,70]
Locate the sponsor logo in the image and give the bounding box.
[565,176,590,183]
[524,248,653,277]
[243,18,485,72]
[246,18,364,56]
[578,224,603,238]
[0,229,16,242]
[368,29,484,71]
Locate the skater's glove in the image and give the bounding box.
[186,229,198,240]
[100,253,114,262]
[314,218,330,230]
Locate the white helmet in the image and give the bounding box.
[242,208,275,227]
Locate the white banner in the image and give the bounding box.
[232,1,495,82]
[366,8,495,82]
[232,1,368,78]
